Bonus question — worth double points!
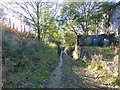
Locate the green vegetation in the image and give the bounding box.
[64,31,76,56]
[1,1,120,88]
[83,47,115,61]
[2,28,59,88]
[75,47,119,88]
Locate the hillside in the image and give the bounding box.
[1,25,120,89]
[2,26,59,88]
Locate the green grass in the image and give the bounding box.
[83,46,120,87]
[83,46,114,61]
[2,27,59,88]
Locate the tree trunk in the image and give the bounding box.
[77,35,80,58]
[73,33,79,59]
[37,3,40,40]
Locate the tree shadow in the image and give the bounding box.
[61,53,107,88]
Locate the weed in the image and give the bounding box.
[2,29,59,88]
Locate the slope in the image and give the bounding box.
[2,25,59,88]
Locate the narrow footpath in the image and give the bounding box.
[44,51,102,88]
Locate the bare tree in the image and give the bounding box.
[7,0,58,40]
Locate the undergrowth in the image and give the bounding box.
[2,28,59,88]
[76,47,120,88]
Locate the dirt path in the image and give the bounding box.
[44,52,102,88]
[61,54,100,88]
[43,51,64,88]
[43,63,63,88]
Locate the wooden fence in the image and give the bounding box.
[0,17,36,38]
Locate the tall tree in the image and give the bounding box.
[58,2,116,58]
[60,2,104,35]
[9,0,58,40]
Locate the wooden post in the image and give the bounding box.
[16,27,18,31]
[9,18,11,29]
[21,24,22,32]
[24,25,25,32]
[13,23,14,29]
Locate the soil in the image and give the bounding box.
[44,52,103,88]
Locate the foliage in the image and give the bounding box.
[3,1,59,41]
[87,54,107,71]
[76,57,91,67]
[82,46,119,87]
[57,2,116,58]
[57,2,117,57]
[64,31,76,56]
[0,7,6,19]
[83,47,114,61]
[2,28,59,88]
[98,2,116,32]
[114,79,120,87]
[59,2,105,35]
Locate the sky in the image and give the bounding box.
[0,0,119,34]
[1,0,63,3]
[0,0,64,33]
[0,0,120,3]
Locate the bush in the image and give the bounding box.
[114,78,120,86]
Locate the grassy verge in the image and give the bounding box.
[2,27,59,88]
[84,46,115,61]
[75,46,120,88]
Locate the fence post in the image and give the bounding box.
[13,23,14,29]
[21,24,22,32]
[16,27,18,31]
[9,18,11,29]
[24,25,26,32]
